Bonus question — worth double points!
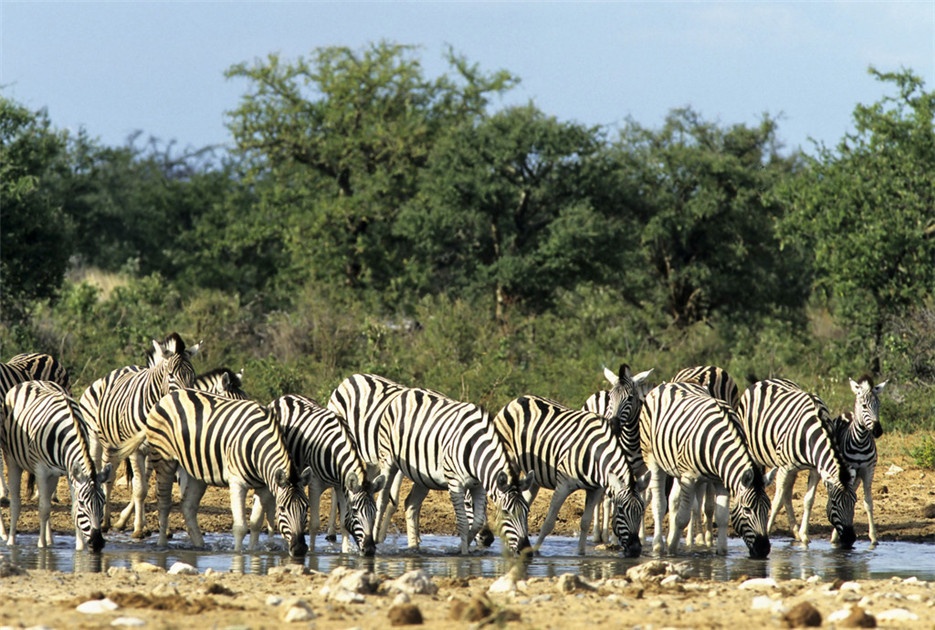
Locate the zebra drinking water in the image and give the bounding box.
[1,381,111,551]
[639,381,771,558]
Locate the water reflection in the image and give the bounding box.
[1,533,934,582]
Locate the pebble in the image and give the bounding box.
[110,617,146,627]
[77,598,119,614]
[488,573,516,594]
[739,577,778,590]
[281,599,315,623]
[130,562,163,573]
[875,608,919,622]
[266,595,283,606]
[387,603,423,626]
[782,601,822,627]
[387,570,438,595]
[557,573,594,593]
[167,562,198,575]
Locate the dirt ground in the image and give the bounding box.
[3,431,935,629]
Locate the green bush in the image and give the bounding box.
[909,434,935,469]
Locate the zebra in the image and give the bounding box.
[258,394,384,556]
[0,380,111,551]
[79,332,199,536]
[379,387,534,555]
[193,367,248,400]
[736,378,857,548]
[639,381,771,558]
[767,376,886,546]
[496,395,647,557]
[582,364,653,544]
[120,389,312,558]
[0,353,71,505]
[670,365,742,548]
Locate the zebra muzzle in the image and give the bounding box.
[88,529,106,553]
[361,536,376,557]
[622,533,642,558]
[747,534,770,559]
[289,536,309,559]
[836,526,857,550]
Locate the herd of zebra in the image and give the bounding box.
[0,332,886,563]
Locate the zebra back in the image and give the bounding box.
[672,365,739,409]
[2,380,108,550]
[327,373,408,468]
[5,353,70,392]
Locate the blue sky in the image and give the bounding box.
[2,2,932,156]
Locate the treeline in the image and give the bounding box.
[1,43,933,429]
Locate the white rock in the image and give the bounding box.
[885,464,904,476]
[739,577,778,590]
[660,574,682,586]
[266,595,283,606]
[839,580,861,591]
[392,593,411,606]
[111,617,146,627]
[750,595,773,610]
[281,600,315,622]
[130,562,163,574]
[330,589,365,604]
[321,567,380,595]
[827,606,855,623]
[806,575,822,584]
[167,561,198,575]
[77,598,119,614]
[876,608,919,622]
[387,570,438,595]
[488,574,516,594]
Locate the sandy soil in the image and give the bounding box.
[2,432,935,629]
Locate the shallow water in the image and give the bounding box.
[2,531,934,582]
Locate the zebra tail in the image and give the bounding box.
[109,430,149,463]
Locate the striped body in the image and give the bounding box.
[0,381,110,550]
[382,388,533,555]
[0,353,71,503]
[79,333,198,535]
[496,395,645,557]
[736,378,857,548]
[137,390,311,558]
[775,376,886,545]
[265,394,382,556]
[639,382,771,557]
[670,365,741,548]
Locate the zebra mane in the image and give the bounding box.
[857,374,875,387]
[162,332,187,355]
[200,367,243,388]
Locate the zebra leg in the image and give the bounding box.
[3,461,24,545]
[468,487,488,548]
[153,460,178,546]
[713,484,731,555]
[448,485,472,554]
[535,482,576,552]
[649,468,668,555]
[797,469,821,546]
[376,466,402,543]
[325,490,339,542]
[768,468,798,537]
[228,481,250,552]
[686,485,702,548]
[666,478,695,556]
[860,467,877,546]
[181,478,208,548]
[116,450,149,538]
[306,480,326,552]
[702,482,716,547]
[247,494,266,548]
[403,484,430,550]
[37,473,56,548]
[247,487,274,552]
[578,488,603,555]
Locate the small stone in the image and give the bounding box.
[751,595,774,610]
[841,605,876,627]
[393,593,411,606]
[387,570,438,595]
[331,589,366,604]
[875,608,919,622]
[268,564,309,576]
[488,573,516,594]
[782,601,822,627]
[281,600,315,622]
[266,595,283,606]
[388,603,423,626]
[167,562,198,575]
[130,562,163,574]
[626,560,686,583]
[151,583,179,598]
[110,618,146,627]
[557,573,594,593]
[922,504,935,519]
[740,577,778,590]
[839,581,861,591]
[449,596,492,622]
[884,464,903,476]
[660,574,682,586]
[77,598,119,614]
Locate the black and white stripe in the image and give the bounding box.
[736,378,857,548]
[582,364,653,544]
[496,395,646,557]
[640,381,771,557]
[79,332,199,536]
[380,387,534,555]
[1,381,111,551]
[124,389,312,558]
[193,368,248,400]
[263,394,384,556]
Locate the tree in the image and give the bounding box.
[616,108,808,329]
[401,104,621,319]
[0,96,71,323]
[778,68,935,373]
[225,42,518,297]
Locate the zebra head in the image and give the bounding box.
[825,472,858,549]
[273,466,312,559]
[603,364,654,433]
[850,376,886,439]
[729,467,772,559]
[491,468,535,555]
[342,472,385,557]
[607,469,648,558]
[70,462,111,553]
[151,332,199,392]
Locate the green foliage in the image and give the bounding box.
[0,96,71,322]
[909,434,935,469]
[778,68,935,373]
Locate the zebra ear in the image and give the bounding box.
[370,474,386,493]
[521,469,536,492]
[849,378,864,395]
[187,340,203,359]
[874,381,887,395]
[71,462,86,483]
[346,473,360,493]
[151,338,165,362]
[740,468,755,489]
[96,464,113,486]
[633,369,654,386]
[637,471,651,493]
[275,469,289,488]
[496,471,510,492]
[603,366,619,387]
[299,466,312,486]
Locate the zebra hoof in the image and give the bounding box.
[324,533,337,543]
[476,527,495,547]
[0,497,8,508]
